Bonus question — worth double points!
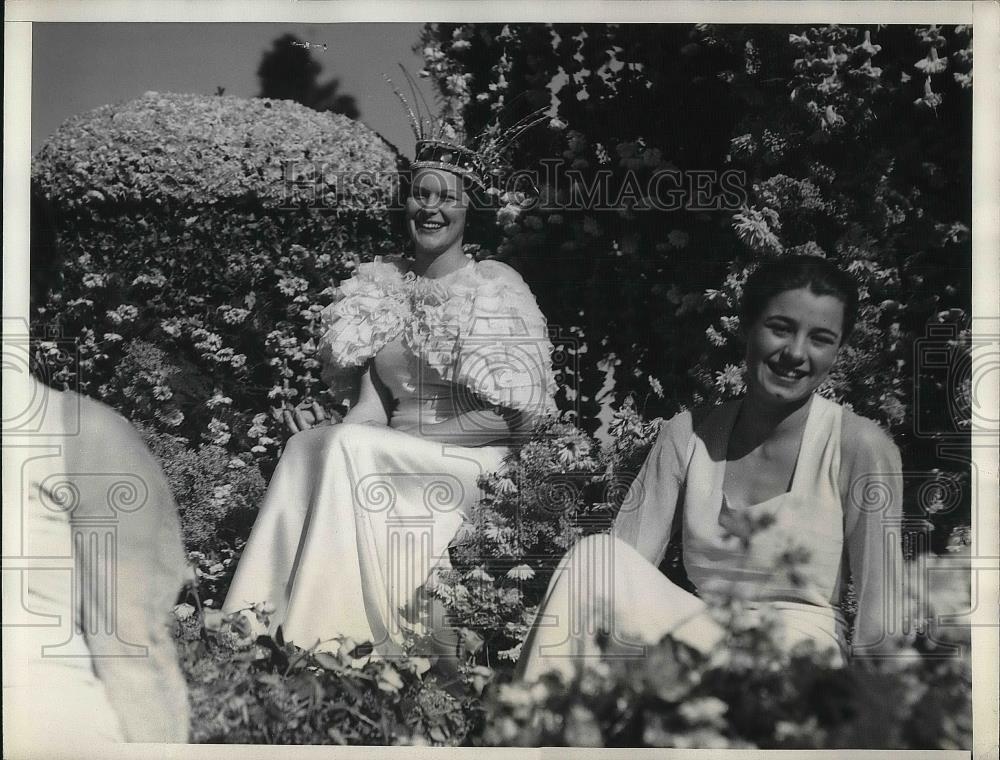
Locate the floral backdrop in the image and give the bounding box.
[29,24,973,748]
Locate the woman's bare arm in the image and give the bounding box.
[841,414,907,657]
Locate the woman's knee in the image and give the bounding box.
[284,422,352,458]
[564,532,632,566]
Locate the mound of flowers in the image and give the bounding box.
[31,92,405,550]
[33,91,400,210]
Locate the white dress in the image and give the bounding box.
[517,394,905,682]
[223,257,556,656]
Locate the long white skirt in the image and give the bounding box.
[516,534,846,683]
[223,422,507,655]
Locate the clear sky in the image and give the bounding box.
[30,22,435,158]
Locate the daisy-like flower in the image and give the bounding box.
[495,476,519,495]
[714,363,746,395]
[152,384,173,401]
[81,273,107,289]
[156,407,184,427]
[705,325,728,347]
[277,275,309,297]
[506,564,535,581]
[220,306,251,325]
[557,437,592,467]
[206,391,233,409]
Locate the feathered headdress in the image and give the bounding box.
[385,66,550,192]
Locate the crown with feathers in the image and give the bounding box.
[385,66,549,193]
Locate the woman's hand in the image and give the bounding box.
[279,401,342,435]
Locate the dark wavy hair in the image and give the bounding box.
[739,255,860,344]
[391,167,502,254]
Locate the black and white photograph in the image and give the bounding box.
[3,2,998,757]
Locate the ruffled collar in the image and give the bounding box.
[318,255,558,419]
[317,256,482,370]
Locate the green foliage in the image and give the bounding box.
[433,400,661,665]
[478,623,970,748]
[174,607,472,745]
[137,417,266,553]
[171,530,972,748]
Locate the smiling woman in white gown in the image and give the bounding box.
[223,162,557,658]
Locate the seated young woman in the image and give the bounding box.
[517,255,905,682]
[223,149,557,664]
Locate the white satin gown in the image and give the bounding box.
[223,258,556,656]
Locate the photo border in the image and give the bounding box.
[4,3,997,759]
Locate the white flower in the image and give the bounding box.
[498,683,534,709]
[132,273,166,288]
[705,325,727,347]
[220,306,251,325]
[719,315,741,334]
[506,564,535,581]
[678,697,728,727]
[402,657,432,677]
[277,276,308,296]
[206,418,231,445]
[152,384,173,401]
[467,566,494,583]
[248,412,269,437]
[714,363,746,395]
[915,47,947,75]
[495,476,518,495]
[82,273,107,289]
[496,204,523,227]
[376,664,404,693]
[648,376,664,398]
[105,304,138,325]
[156,408,184,427]
[206,391,233,409]
[160,318,182,338]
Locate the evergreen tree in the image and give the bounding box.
[257,33,360,119]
